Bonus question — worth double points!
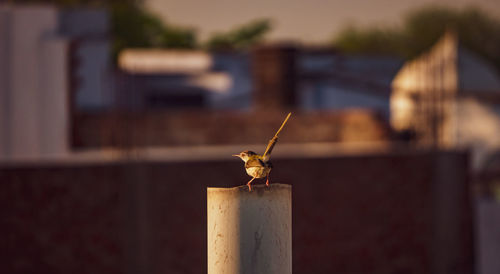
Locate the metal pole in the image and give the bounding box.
[207,184,292,274]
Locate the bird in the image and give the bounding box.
[233,112,291,191]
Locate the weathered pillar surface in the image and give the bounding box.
[207,184,292,274]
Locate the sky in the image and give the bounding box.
[145,0,500,44]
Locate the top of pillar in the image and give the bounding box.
[207,183,291,194]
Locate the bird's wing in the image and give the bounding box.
[245,158,266,168]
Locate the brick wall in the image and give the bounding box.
[72,110,391,149]
[0,150,473,274]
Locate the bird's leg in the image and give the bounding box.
[247,177,256,191]
[266,174,270,187]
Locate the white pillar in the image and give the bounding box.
[207,184,292,274]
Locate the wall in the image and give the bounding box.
[301,84,390,115]
[0,150,473,274]
[72,110,391,149]
[476,199,500,274]
[0,6,10,156]
[0,6,69,160]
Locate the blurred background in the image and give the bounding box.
[1,0,500,273]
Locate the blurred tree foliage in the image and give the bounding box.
[12,0,196,60]
[205,19,271,51]
[110,3,196,58]
[333,6,500,70]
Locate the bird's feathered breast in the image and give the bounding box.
[244,156,272,178]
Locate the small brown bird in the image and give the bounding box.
[233,113,291,191]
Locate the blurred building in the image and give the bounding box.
[0,5,110,160]
[115,45,402,116]
[391,32,500,169]
[70,45,399,149]
[117,49,248,109]
[0,5,410,160]
[0,4,401,156]
[299,48,403,117]
[60,8,112,111]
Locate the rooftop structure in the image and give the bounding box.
[391,31,500,168]
[0,5,110,160]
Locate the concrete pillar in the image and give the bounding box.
[207,184,292,274]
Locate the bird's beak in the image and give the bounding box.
[232,154,239,157]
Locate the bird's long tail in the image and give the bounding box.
[262,112,291,160]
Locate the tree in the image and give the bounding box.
[332,6,500,70]
[334,26,405,56]
[205,19,272,51]
[111,3,196,59]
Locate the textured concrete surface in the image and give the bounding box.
[207,184,292,274]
